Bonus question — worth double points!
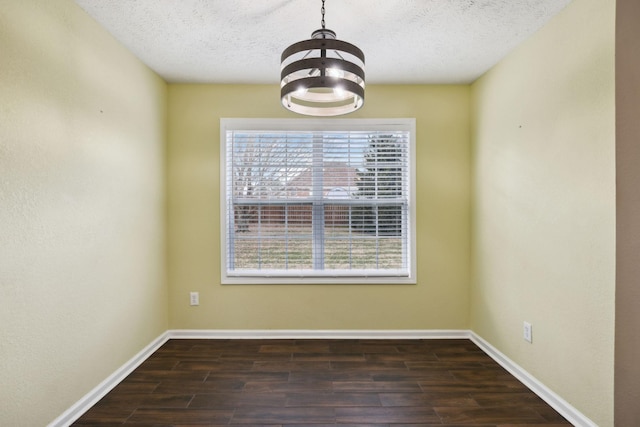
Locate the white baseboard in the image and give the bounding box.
[47,331,170,427]
[49,329,596,427]
[470,332,596,427]
[167,329,471,340]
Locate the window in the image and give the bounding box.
[221,118,416,284]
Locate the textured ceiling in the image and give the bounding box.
[74,0,573,84]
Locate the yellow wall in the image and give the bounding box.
[167,85,471,330]
[470,0,615,425]
[0,0,168,425]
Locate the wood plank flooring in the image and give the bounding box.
[72,339,572,426]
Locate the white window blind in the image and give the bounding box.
[221,119,416,284]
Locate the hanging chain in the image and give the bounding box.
[321,0,326,29]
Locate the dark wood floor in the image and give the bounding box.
[72,339,572,426]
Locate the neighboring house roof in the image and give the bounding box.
[287,162,358,197]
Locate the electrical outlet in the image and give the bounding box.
[523,321,532,343]
[190,292,199,306]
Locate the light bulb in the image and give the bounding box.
[327,68,344,78]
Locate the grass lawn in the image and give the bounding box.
[232,224,404,270]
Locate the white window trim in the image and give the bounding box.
[220,118,417,285]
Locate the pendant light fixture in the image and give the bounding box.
[280,0,365,116]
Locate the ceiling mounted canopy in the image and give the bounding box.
[280,0,365,116]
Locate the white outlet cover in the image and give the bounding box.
[523,321,532,343]
[190,292,199,306]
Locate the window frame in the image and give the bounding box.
[220,118,416,285]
